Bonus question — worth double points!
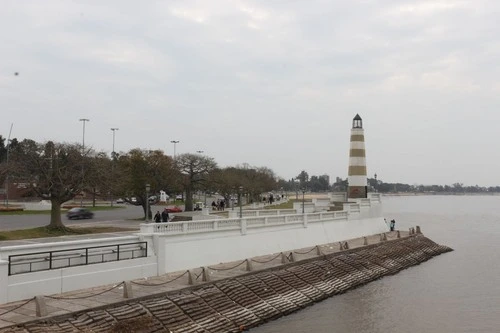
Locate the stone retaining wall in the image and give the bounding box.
[0,235,452,333]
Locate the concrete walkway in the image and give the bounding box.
[0,230,408,330]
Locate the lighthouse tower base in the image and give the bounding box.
[348,186,367,199]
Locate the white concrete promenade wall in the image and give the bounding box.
[0,194,385,304]
[0,236,157,303]
[147,214,387,273]
[140,195,387,274]
[4,256,157,303]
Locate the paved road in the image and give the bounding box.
[0,204,180,231]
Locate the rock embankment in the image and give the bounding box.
[1,235,452,333]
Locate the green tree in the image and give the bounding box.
[115,149,177,218]
[296,170,309,189]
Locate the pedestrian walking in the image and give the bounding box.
[154,211,161,223]
[161,208,170,222]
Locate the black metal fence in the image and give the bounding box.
[8,242,148,276]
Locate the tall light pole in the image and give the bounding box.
[4,123,13,208]
[239,186,243,218]
[109,128,119,207]
[79,118,89,207]
[111,128,119,159]
[302,188,305,214]
[170,140,179,159]
[145,183,151,222]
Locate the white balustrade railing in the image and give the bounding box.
[141,212,347,236]
[284,215,304,223]
[217,219,241,230]
[258,210,278,217]
[246,217,267,227]
[139,196,379,236]
[333,211,348,219]
[266,215,287,225]
[321,212,335,219]
[307,213,322,221]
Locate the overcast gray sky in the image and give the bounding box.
[1,0,499,186]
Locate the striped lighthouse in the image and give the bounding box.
[348,114,368,199]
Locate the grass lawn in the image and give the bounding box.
[0,226,133,241]
[0,205,125,215]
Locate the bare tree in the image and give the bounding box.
[9,140,91,229]
[175,153,217,211]
[209,165,278,205]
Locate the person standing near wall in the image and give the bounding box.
[390,219,396,231]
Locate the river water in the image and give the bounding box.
[251,195,500,333]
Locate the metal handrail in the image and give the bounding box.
[8,242,147,276]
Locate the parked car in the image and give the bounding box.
[194,202,204,211]
[116,198,124,204]
[67,207,94,220]
[175,194,183,201]
[166,206,183,213]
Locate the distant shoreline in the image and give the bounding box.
[381,192,500,196]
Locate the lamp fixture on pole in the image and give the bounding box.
[170,140,179,159]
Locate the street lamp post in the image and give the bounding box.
[110,128,119,207]
[302,188,305,214]
[111,128,119,159]
[145,183,151,222]
[4,123,13,208]
[79,118,89,207]
[239,186,243,218]
[170,140,179,159]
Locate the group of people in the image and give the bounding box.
[153,208,170,223]
[211,199,226,211]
